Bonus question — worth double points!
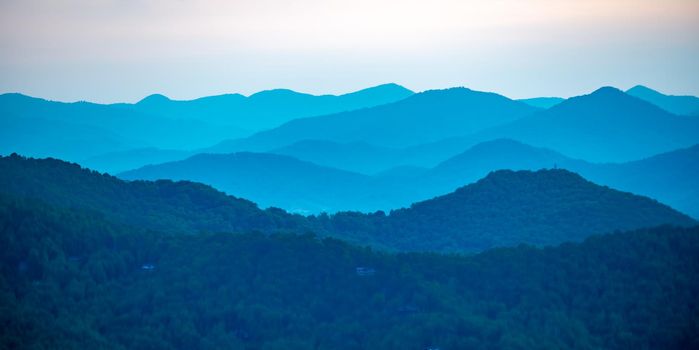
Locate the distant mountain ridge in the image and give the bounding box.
[3,191,698,349]
[368,169,696,252]
[3,154,695,253]
[626,85,699,115]
[119,139,699,218]
[518,97,565,109]
[129,83,414,131]
[205,87,539,153]
[457,87,699,162]
[0,84,413,164]
[420,140,699,218]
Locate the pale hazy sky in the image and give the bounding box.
[1,0,698,103]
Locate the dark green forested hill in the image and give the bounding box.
[318,169,696,252]
[0,154,308,234]
[1,195,698,349]
[1,154,695,254]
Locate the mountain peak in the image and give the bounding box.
[627,85,659,94]
[248,89,309,99]
[589,86,625,97]
[137,93,171,104]
[348,83,413,97]
[548,86,638,112]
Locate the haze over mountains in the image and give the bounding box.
[0,84,413,165]
[626,85,699,116]
[206,87,539,153]
[517,97,565,109]
[3,83,697,218]
[3,82,699,349]
[120,139,699,218]
[129,83,414,131]
[120,152,386,213]
[5,190,698,349]
[2,154,694,253]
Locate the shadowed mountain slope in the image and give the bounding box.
[3,154,695,254]
[3,192,698,349]
[323,169,695,252]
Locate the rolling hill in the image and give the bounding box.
[0,153,308,234]
[3,192,698,349]
[0,84,413,164]
[416,140,699,218]
[0,116,139,161]
[223,87,699,175]
[206,87,539,153]
[119,152,390,213]
[129,83,414,131]
[626,85,699,115]
[119,137,699,218]
[462,87,699,162]
[322,169,696,252]
[270,140,408,175]
[0,93,247,161]
[81,148,193,174]
[3,154,695,254]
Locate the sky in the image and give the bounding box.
[1,0,698,103]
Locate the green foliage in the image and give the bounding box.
[1,155,694,255]
[0,154,308,235]
[1,195,698,349]
[315,169,696,252]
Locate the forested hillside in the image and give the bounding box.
[1,154,695,254]
[466,87,699,162]
[320,169,696,252]
[1,194,698,349]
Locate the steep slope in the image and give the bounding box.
[468,87,699,162]
[321,169,695,252]
[118,152,397,213]
[518,97,565,109]
[131,83,414,131]
[3,194,699,349]
[626,85,699,115]
[206,87,539,153]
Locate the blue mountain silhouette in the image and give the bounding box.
[626,85,699,115]
[205,87,539,153]
[517,97,565,109]
[131,83,413,131]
